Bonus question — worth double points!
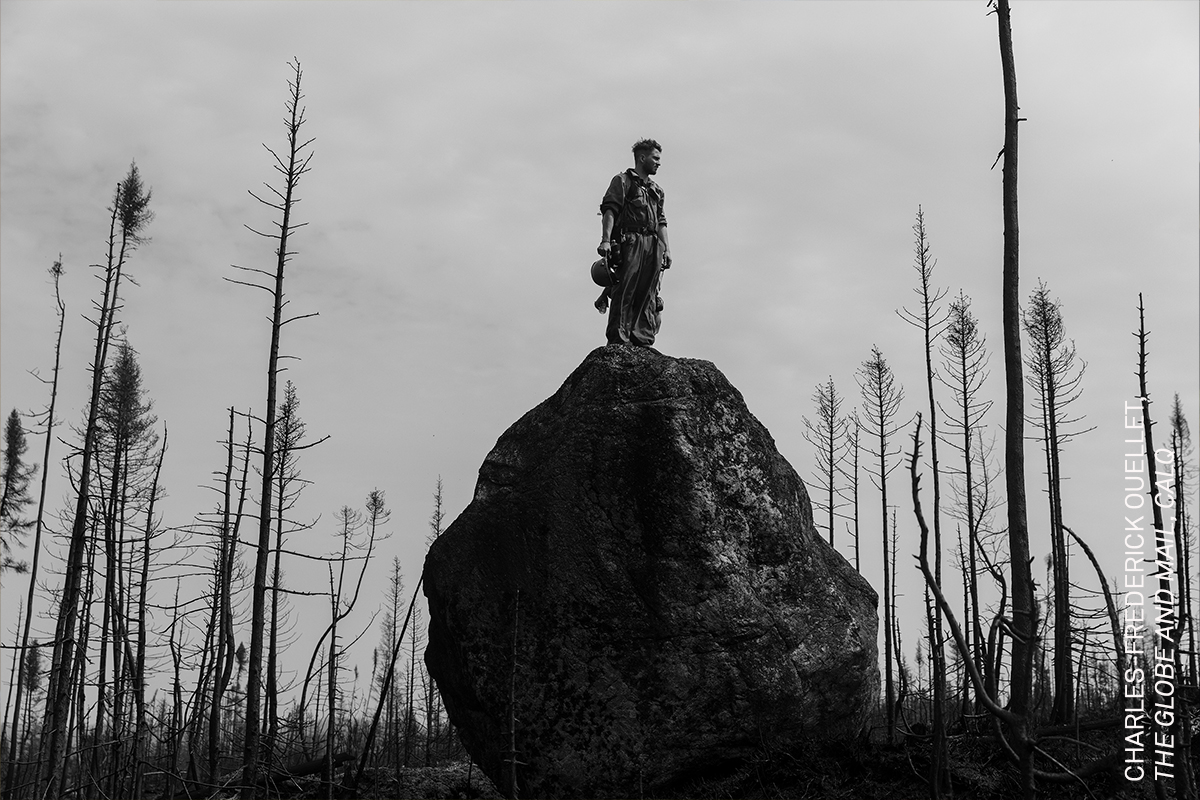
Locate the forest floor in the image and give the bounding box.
[242,761,504,800]
[251,726,1177,800]
[654,733,1146,800]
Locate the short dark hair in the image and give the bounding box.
[632,138,662,156]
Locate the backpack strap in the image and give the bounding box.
[612,172,642,239]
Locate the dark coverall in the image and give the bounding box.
[601,169,667,346]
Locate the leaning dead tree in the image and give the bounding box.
[910,418,1121,799]
[41,163,153,800]
[354,481,444,788]
[4,258,65,798]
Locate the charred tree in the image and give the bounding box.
[803,378,849,547]
[41,163,152,799]
[353,559,427,787]
[92,338,160,798]
[1023,279,1090,724]
[191,409,253,783]
[992,0,1037,793]
[1169,396,1196,683]
[130,425,166,800]
[1132,295,1194,800]
[898,205,951,795]
[4,256,65,797]
[938,291,994,713]
[264,380,326,775]
[319,502,379,797]
[857,345,906,743]
[846,412,863,572]
[228,58,316,795]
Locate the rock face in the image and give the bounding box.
[423,346,878,799]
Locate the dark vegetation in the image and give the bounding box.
[1,5,1196,800]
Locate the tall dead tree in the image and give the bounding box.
[353,560,427,788]
[41,163,152,799]
[85,336,166,799]
[938,291,994,712]
[972,440,1009,706]
[1023,279,1090,724]
[423,480,447,765]
[1167,396,1197,800]
[5,257,65,797]
[166,579,186,798]
[228,58,316,795]
[190,409,252,783]
[802,378,849,547]
[1132,295,1195,800]
[845,412,863,572]
[428,477,446,546]
[378,559,404,770]
[92,337,160,798]
[264,380,326,773]
[992,0,1037,794]
[897,206,950,795]
[857,345,905,742]
[324,507,358,797]
[130,425,166,800]
[1169,396,1196,682]
[319,500,380,796]
[352,483,439,786]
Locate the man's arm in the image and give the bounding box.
[598,173,627,257]
[656,186,670,268]
[598,210,616,257]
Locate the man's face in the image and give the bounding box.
[637,149,662,175]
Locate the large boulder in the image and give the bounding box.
[423,345,878,798]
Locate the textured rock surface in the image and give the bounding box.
[423,345,878,799]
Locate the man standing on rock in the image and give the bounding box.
[596,138,672,346]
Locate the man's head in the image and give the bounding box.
[632,138,662,176]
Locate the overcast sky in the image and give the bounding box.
[2,1,1197,696]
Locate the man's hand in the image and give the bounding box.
[597,241,612,259]
[662,250,672,269]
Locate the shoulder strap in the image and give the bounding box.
[613,172,641,235]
